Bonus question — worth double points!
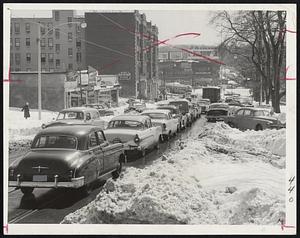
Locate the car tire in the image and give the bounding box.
[112,161,123,180]
[228,122,235,128]
[21,187,34,195]
[255,124,263,131]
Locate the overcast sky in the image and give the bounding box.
[11,9,221,46]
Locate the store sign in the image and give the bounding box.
[118,72,131,81]
[88,66,98,86]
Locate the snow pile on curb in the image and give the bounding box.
[62,122,285,225]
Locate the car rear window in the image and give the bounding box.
[107,120,144,130]
[57,111,84,120]
[32,135,77,149]
[253,110,265,116]
[142,113,168,119]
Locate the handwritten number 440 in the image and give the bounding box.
[288,176,295,202]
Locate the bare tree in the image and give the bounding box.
[211,10,286,112]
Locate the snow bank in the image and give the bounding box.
[62,122,285,225]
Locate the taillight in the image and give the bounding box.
[134,134,140,143]
[162,123,167,130]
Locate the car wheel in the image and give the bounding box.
[21,187,34,195]
[255,124,263,131]
[228,122,235,128]
[112,161,123,180]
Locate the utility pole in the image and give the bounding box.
[37,23,42,120]
[78,68,83,106]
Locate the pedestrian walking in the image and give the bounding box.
[21,102,30,119]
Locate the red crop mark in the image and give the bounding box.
[279,219,295,231]
[280,66,296,80]
[3,224,8,233]
[3,67,23,83]
[284,29,297,34]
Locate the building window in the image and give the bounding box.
[10,38,12,47]
[41,38,46,47]
[68,32,72,41]
[48,53,54,63]
[76,40,81,48]
[68,63,73,70]
[54,11,60,21]
[40,24,46,35]
[56,59,60,68]
[48,38,53,48]
[55,44,60,53]
[55,28,60,39]
[47,23,53,35]
[15,68,21,72]
[49,68,54,72]
[26,53,31,62]
[14,23,20,34]
[25,23,30,33]
[15,53,20,65]
[76,52,82,62]
[42,68,47,72]
[41,53,46,63]
[68,48,73,57]
[15,38,20,47]
[26,38,30,46]
[68,17,72,27]
[26,68,31,71]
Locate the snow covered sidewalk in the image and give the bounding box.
[62,122,286,225]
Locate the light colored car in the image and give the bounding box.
[104,115,162,156]
[198,99,211,114]
[41,107,106,129]
[224,107,286,130]
[169,99,193,127]
[141,109,179,140]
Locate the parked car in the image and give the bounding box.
[169,99,193,127]
[141,109,179,140]
[104,115,162,156]
[156,105,184,131]
[85,104,114,117]
[206,103,229,122]
[41,107,105,129]
[198,98,211,114]
[224,107,286,130]
[191,102,202,119]
[8,125,125,195]
[125,100,146,113]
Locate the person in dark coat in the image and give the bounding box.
[21,102,30,119]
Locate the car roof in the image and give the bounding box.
[110,114,149,122]
[60,107,98,113]
[142,109,170,115]
[36,125,101,137]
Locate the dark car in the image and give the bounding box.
[125,101,146,113]
[224,108,286,131]
[9,125,125,195]
[206,103,229,122]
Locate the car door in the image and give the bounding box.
[240,109,252,130]
[233,109,244,129]
[87,131,103,181]
[143,119,155,148]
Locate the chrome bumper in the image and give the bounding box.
[206,115,226,121]
[9,176,85,188]
[124,144,142,151]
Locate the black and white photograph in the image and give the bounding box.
[3,3,296,235]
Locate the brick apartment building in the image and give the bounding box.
[10,10,86,73]
[85,11,159,99]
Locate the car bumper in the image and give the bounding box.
[267,124,286,129]
[206,115,226,121]
[9,176,85,189]
[124,144,143,151]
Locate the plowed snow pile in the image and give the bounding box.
[62,122,286,225]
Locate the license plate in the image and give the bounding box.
[33,175,47,182]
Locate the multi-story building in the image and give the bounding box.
[158,45,221,87]
[10,10,86,73]
[85,11,158,99]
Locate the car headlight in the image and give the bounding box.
[41,123,46,129]
[162,123,167,130]
[134,134,140,143]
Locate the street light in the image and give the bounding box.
[36,21,86,120]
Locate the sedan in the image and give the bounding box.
[42,107,106,129]
[9,125,125,195]
[206,103,229,122]
[141,109,179,140]
[104,115,162,156]
[224,108,286,130]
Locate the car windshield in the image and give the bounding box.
[57,111,84,120]
[142,113,168,119]
[210,103,228,109]
[32,135,77,149]
[107,120,144,130]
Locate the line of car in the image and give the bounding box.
[8,99,202,196]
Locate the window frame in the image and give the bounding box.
[15,38,20,47]
[25,38,30,47]
[26,53,31,62]
[14,23,20,34]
